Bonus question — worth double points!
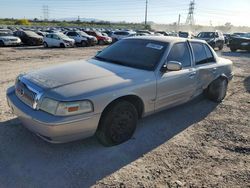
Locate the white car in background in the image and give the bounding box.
[43,33,75,48]
[0,32,21,47]
[65,31,97,46]
[111,30,136,42]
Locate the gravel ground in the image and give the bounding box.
[0,46,249,188]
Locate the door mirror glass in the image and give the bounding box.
[96,50,102,55]
[165,61,182,71]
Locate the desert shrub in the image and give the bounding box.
[15,19,30,25]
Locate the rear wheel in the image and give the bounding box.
[205,77,228,102]
[0,40,4,47]
[96,100,138,146]
[230,47,237,52]
[81,40,87,47]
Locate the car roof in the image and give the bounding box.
[124,36,206,44]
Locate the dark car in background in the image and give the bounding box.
[228,33,250,52]
[14,30,43,46]
[178,31,194,39]
[196,31,225,50]
[223,34,231,44]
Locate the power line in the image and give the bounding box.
[42,5,49,21]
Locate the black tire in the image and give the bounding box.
[96,100,138,146]
[218,44,223,50]
[0,40,5,47]
[99,40,105,45]
[81,40,87,47]
[205,77,228,102]
[230,47,237,52]
[43,42,48,48]
[60,43,65,48]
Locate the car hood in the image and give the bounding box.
[197,37,213,41]
[0,36,19,40]
[23,59,153,100]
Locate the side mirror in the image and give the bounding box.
[162,61,182,71]
[96,50,102,55]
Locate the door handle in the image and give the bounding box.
[189,72,196,78]
[212,68,217,74]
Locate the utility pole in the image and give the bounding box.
[185,0,195,26]
[177,14,181,31]
[145,0,148,26]
[42,5,49,21]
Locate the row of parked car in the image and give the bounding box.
[0,27,250,52]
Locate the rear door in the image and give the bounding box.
[190,42,218,92]
[155,42,198,110]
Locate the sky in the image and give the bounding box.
[0,0,250,26]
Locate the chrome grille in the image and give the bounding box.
[15,80,36,108]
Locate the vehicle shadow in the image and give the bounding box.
[13,46,67,50]
[244,76,250,93]
[0,95,218,188]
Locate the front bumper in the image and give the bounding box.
[228,42,250,51]
[64,42,75,48]
[6,87,101,143]
[3,40,21,46]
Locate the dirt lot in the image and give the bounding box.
[0,46,249,188]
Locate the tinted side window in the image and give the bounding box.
[67,32,74,36]
[204,44,215,63]
[191,42,208,65]
[167,42,191,68]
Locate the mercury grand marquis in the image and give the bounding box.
[6,36,233,146]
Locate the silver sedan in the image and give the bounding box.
[6,36,233,146]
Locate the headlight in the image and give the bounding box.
[40,98,93,116]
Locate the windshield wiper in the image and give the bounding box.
[95,56,126,66]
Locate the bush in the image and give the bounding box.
[15,19,30,25]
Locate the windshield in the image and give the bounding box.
[179,32,189,38]
[24,31,41,38]
[78,31,88,36]
[96,31,103,36]
[198,32,215,38]
[241,33,250,38]
[57,33,70,40]
[95,39,168,70]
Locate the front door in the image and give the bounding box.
[155,42,197,110]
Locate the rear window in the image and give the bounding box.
[95,39,168,70]
[197,32,215,38]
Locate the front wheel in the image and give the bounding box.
[218,44,224,50]
[96,100,138,146]
[205,77,228,102]
[43,42,48,48]
[230,47,237,52]
[98,40,105,45]
[60,43,65,48]
[0,40,4,47]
